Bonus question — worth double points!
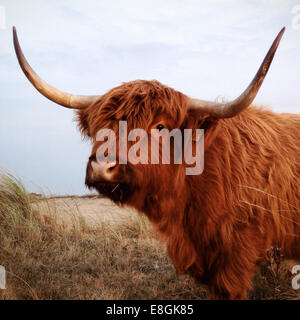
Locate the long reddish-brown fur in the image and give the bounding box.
[79,80,300,299]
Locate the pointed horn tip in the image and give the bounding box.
[268,27,285,57]
[12,26,18,45]
[276,27,286,42]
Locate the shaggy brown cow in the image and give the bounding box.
[13,27,300,299]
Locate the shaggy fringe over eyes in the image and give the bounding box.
[76,80,187,137]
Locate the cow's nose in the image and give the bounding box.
[90,160,117,181]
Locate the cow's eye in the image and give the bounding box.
[156,124,164,131]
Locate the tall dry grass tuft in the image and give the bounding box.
[0,172,299,300]
[249,247,300,300]
[0,172,203,300]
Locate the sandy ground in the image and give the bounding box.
[36,196,138,226]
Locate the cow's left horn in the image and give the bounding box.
[13,27,100,109]
[187,27,285,118]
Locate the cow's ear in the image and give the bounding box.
[183,108,218,131]
[76,109,91,137]
[182,108,219,147]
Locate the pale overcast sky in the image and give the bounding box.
[0,0,300,194]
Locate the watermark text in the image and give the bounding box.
[0,265,6,289]
[95,121,204,176]
[292,265,300,290]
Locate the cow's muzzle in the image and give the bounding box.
[85,154,118,184]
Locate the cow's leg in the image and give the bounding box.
[208,255,257,300]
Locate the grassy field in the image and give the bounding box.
[0,172,299,300]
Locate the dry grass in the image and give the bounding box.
[0,172,299,300]
[0,172,204,300]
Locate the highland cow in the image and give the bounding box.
[13,26,300,299]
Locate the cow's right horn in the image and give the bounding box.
[187,27,285,118]
[13,27,100,109]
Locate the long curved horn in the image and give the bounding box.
[13,27,100,109]
[187,27,285,118]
